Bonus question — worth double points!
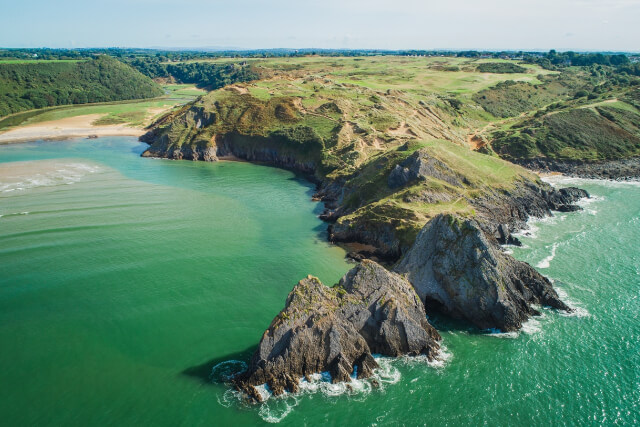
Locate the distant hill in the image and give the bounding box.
[0,56,163,117]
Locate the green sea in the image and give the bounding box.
[0,137,638,426]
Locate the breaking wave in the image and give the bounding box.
[543,175,640,189]
[537,242,558,269]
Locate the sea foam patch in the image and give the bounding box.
[0,159,102,193]
[543,175,640,188]
[554,286,592,319]
[537,242,559,269]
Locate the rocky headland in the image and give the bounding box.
[139,73,590,402]
[395,214,570,332]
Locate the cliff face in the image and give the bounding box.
[395,214,570,332]
[324,147,588,258]
[234,260,440,401]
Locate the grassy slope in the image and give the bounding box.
[475,68,640,162]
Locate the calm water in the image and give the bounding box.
[0,138,638,425]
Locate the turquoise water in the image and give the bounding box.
[0,138,638,425]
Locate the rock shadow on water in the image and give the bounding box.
[181,346,255,384]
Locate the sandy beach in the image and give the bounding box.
[0,114,145,144]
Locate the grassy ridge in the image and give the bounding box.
[476,62,528,73]
[0,56,163,117]
[492,105,640,161]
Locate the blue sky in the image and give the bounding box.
[2,0,639,51]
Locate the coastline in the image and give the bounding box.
[0,114,145,145]
[514,157,640,181]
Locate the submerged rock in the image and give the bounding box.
[234,260,440,401]
[395,214,571,332]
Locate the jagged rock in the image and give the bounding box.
[544,187,589,212]
[471,182,588,242]
[388,149,465,189]
[496,223,521,246]
[395,214,571,332]
[234,260,440,401]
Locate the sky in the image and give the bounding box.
[1,0,639,51]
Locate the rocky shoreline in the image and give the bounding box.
[233,213,578,401]
[515,156,640,181]
[233,260,441,401]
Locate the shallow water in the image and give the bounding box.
[0,139,638,425]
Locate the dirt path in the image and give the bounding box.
[466,112,527,150]
[466,122,495,150]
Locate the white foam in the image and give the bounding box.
[258,394,298,423]
[554,287,592,318]
[513,213,562,240]
[543,175,640,188]
[536,242,558,269]
[0,161,102,193]
[521,317,542,334]
[397,345,453,369]
[210,360,248,383]
[219,349,451,423]
[485,329,520,339]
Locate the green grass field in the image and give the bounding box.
[163,56,553,96]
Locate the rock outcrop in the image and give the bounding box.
[471,182,588,246]
[234,260,440,401]
[395,214,571,332]
[388,149,465,189]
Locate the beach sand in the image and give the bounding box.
[0,114,145,144]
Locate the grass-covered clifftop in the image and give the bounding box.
[143,56,560,256]
[0,56,163,117]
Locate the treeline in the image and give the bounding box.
[124,58,259,89]
[3,47,636,62]
[525,50,631,69]
[476,63,527,73]
[0,56,162,117]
